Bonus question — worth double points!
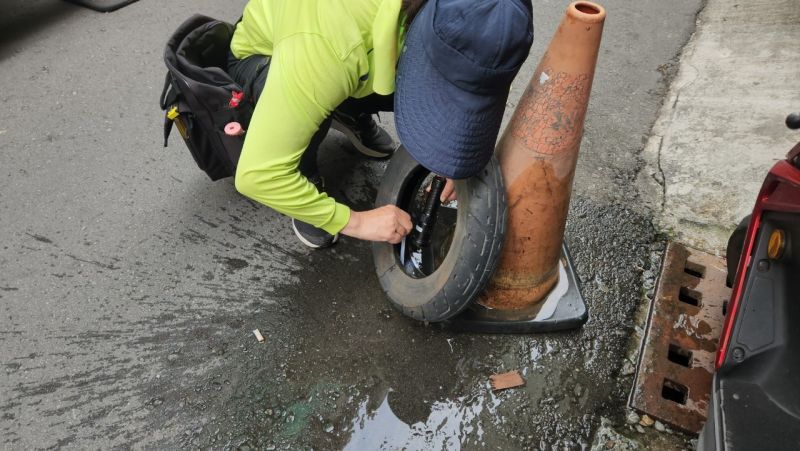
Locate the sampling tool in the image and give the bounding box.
[401,176,447,278]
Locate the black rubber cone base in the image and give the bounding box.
[449,243,587,333]
[62,0,139,12]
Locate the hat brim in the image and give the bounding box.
[394,4,508,180]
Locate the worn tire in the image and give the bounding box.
[371,146,507,322]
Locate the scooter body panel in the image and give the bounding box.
[701,138,800,451]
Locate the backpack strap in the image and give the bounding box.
[161,72,179,147]
[163,117,173,148]
[160,72,179,111]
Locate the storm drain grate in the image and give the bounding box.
[630,242,730,433]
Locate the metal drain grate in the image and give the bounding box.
[630,242,731,433]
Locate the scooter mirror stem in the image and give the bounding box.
[786,112,800,130]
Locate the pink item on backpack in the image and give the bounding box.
[225,122,245,136]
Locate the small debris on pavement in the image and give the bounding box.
[655,421,666,432]
[253,329,265,343]
[592,421,643,451]
[625,411,640,425]
[489,370,525,391]
[639,414,654,427]
[620,360,636,376]
[635,425,645,434]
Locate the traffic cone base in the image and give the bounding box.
[452,244,587,333]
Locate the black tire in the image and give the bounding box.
[371,146,507,322]
[726,215,751,287]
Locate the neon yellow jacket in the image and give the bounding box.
[231,0,403,234]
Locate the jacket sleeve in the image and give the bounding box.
[234,33,356,234]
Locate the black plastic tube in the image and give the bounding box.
[411,176,446,249]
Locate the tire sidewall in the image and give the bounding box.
[371,147,506,321]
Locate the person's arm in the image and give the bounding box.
[235,34,354,234]
[234,34,411,241]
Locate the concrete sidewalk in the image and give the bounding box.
[638,0,800,253]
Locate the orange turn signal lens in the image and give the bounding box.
[768,229,786,260]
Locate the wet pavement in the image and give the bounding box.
[1,0,703,449]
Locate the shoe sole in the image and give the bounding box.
[292,220,339,249]
[331,120,398,160]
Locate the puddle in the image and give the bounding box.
[344,387,503,450]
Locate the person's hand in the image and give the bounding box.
[341,205,412,244]
[440,178,456,202]
[426,178,457,202]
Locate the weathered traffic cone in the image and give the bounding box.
[455,1,605,332]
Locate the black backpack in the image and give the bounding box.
[160,15,252,181]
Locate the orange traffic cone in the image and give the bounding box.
[455,1,606,332]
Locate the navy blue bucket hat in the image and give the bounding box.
[395,0,534,179]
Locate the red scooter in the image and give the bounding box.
[699,113,800,450]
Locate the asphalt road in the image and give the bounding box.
[1,0,703,449]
